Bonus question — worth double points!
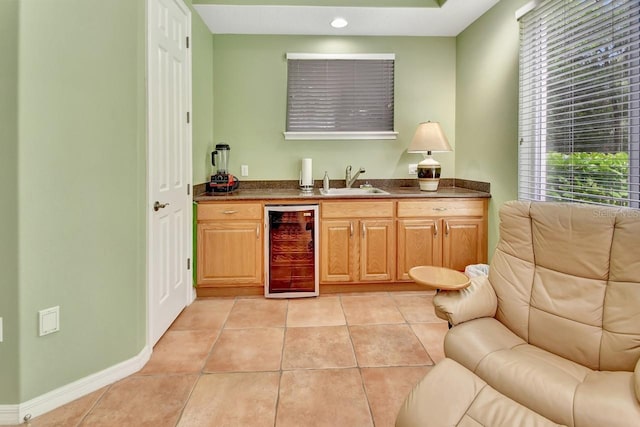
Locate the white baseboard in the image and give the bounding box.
[0,405,19,426]
[0,345,151,425]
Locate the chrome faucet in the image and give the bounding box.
[345,165,366,188]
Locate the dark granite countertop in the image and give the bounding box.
[194,178,490,202]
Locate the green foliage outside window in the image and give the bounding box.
[546,152,630,206]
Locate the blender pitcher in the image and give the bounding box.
[212,143,230,174]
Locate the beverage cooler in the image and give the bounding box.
[265,205,319,298]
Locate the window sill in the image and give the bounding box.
[283,131,398,141]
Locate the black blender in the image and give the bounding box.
[206,143,240,193]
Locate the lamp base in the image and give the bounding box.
[416,156,441,192]
[418,178,440,191]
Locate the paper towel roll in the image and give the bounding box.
[301,158,313,187]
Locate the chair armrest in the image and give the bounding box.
[433,275,497,326]
[635,358,640,404]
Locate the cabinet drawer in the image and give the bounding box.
[397,200,485,218]
[321,201,394,218]
[198,202,262,221]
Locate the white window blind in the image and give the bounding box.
[285,53,396,140]
[519,0,640,207]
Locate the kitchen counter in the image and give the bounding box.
[193,178,490,202]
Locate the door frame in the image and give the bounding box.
[145,0,194,347]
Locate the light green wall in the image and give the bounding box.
[0,0,212,406]
[205,35,456,184]
[16,0,147,401]
[0,0,20,404]
[194,0,440,6]
[455,0,528,258]
[190,6,215,183]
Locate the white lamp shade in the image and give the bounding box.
[408,121,451,191]
[407,122,452,153]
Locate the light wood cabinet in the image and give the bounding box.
[320,201,395,283]
[397,219,441,280]
[195,196,488,295]
[396,199,487,278]
[442,217,485,271]
[197,202,262,287]
[360,219,395,281]
[320,220,357,282]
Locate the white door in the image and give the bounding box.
[147,0,192,346]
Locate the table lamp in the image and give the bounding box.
[407,121,452,191]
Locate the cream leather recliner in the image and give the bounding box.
[397,201,640,427]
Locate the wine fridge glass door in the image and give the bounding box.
[264,204,319,298]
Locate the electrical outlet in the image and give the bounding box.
[39,306,60,336]
[241,165,249,177]
[408,164,418,175]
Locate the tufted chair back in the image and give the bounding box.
[489,201,640,371]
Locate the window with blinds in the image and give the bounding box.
[284,53,397,140]
[518,0,640,207]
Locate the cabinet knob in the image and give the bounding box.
[432,207,447,211]
[434,221,439,237]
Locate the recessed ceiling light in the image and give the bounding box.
[331,17,348,29]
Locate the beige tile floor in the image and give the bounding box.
[27,291,448,427]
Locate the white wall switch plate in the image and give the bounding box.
[241,165,249,176]
[408,164,418,175]
[0,317,3,342]
[39,306,60,336]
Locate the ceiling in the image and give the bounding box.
[193,0,500,37]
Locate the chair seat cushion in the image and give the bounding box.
[446,317,640,427]
[444,317,526,371]
[396,358,561,427]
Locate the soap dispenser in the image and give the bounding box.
[323,171,330,191]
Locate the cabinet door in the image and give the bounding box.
[320,220,357,282]
[197,222,262,286]
[360,219,395,282]
[396,219,442,280]
[442,218,485,271]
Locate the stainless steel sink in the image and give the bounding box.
[319,187,390,196]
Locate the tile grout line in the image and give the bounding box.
[391,293,438,367]
[73,383,111,427]
[172,372,201,427]
[174,296,238,426]
[338,293,377,425]
[272,298,291,427]
[356,366,377,427]
[338,294,360,368]
[198,297,237,376]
